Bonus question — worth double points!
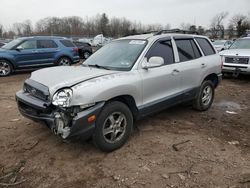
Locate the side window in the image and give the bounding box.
[146,40,174,65]
[195,38,216,56]
[60,40,75,47]
[18,40,37,49]
[190,40,202,58]
[175,39,196,62]
[38,40,58,48]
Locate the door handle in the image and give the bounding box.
[201,63,207,68]
[32,50,38,53]
[172,69,180,75]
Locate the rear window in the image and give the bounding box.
[38,40,58,48]
[60,40,75,47]
[195,38,216,56]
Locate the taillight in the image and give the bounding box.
[73,47,78,52]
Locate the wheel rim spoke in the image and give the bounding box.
[103,127,114,136]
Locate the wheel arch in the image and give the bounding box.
[106,95,139,121]
[0,58,15,69]
[203,73,219,88]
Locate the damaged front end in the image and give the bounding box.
[16,79,104,140]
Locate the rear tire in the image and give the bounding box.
[57,57,72,66]
[193,80,214,111]
[93,101,133,152]
[0,60,13,77]
[83,51,91,59]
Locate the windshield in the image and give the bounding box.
[83,39,147,71]
[213,40,226,45]
[229,39,250,49]
[1,39,22,50]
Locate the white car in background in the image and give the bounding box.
[213,40,233,52]
[220,37,250,76]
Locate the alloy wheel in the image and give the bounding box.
[202,85,212,106]
[0,61,11,76]
[59,58,70,66]
[102,112,127,144]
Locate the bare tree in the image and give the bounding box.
[229,14,249,37]
[210,12,229,39]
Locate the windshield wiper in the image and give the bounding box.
[88,64,111,70]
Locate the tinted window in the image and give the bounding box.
[190,40,202,58]
[195,38,216,56]
[18,40,37,49]
[38,40,57,48]
[60,40,75,47]
[146,40,174,65]
[175,39,196,62]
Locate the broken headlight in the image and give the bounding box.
[52,88,73,107]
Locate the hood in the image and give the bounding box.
[219,49,250,57]
[30,66,118,94]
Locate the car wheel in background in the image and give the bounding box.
[57,57,72,66]
[93,101,133,152]
[0,60,13,77]
[193,80,215,111]
[83,51,91,59]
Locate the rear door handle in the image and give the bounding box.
[201,63,207,68]
[32,50,38,53]
[172,69,180,75]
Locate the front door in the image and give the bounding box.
[138,39,182,116]
[13,40,40,67]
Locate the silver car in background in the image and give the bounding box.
[220,37,250,76]
[213,40,233,52]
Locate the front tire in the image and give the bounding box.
[193,80,215,111]
[93,101,133,152]
[0,60,13,77]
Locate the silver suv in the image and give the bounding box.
[16,31,222,152]
[220,37,250,76]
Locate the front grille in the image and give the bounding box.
[225,57,249,64]
[23,79,50,101]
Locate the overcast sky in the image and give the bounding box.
[0,0,249,29]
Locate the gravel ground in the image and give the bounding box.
[0,72,250,188]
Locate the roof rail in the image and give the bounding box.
[154,29,199,36]
[123,30,157,37]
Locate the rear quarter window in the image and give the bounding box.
[60,40,75,47]
[195,37,216,56]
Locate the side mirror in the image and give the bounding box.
[142,56,164,69]
[16,46,23,51]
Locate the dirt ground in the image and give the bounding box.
[0,72,250,188]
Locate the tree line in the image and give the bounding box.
[0,12,249,39]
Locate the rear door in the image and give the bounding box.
[36,40,59,65]
[173,37,205,100]
[139,39,182,115]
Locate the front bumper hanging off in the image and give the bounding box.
[16,90,104,139]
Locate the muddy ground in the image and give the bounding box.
[0,72,250,188]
